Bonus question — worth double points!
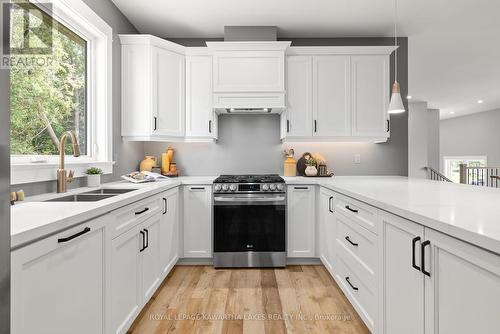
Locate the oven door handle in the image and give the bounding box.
[214,196,286,203]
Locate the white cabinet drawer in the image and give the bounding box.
[334,255,377,332]
[335,193,379,234]
[109,196,163,239]
[336,213,378,292]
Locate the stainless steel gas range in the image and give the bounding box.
[213,174,286,268]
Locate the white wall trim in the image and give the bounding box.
[287,46,398,56]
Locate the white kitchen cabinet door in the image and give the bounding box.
[109,223,143,334]
[287,185,316,257]
[318,187,335,272]
[285,56,313,137]
[313,56,351,137]
[11,217,107,334]
[140,213,162,303]
[183,185,212,258]
[351,55,390,138]
[424,228,500,334]
[185,55,215,139]
[152,46,185,137]
[159,188,179,279]
[381,213,425,334]
[212,50,285,93]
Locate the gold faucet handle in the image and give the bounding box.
[67,170,75,183]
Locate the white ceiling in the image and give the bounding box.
[111,0,500,119]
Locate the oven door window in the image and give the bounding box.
[214,204,285,252]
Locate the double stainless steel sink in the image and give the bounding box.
[45,188,137,202]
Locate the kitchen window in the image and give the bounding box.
[7,0,112,184]
[443,156,487,183]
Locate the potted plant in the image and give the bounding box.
[86,167,103,187]
[304,156,318,177]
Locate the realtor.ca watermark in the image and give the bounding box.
[1,0,54,69]
[148,312,353,322]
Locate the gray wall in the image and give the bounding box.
[145,37,408,176]
[408,102,440,178]
[440,108,500,169]
[0,41,10,334]
[12,0,144,195]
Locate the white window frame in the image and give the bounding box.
[10,0,113,185]
[443,155,488,180]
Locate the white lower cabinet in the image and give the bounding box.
[382,211,500,334]
[109,190,179,334]
[183,185,212,257]
[318,187,336,272]
[287,185,315,257]
[11,216,107,334]
[381,212,425,334]
[159,187,179,278]
[424,228,500,334]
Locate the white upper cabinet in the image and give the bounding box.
[120,35,185,140]
[351,55,390,138]
[185,53,217,140]
[313,55,351,137]
[153,47,185,137]
[285,56,313,137]
[283,46,396,143]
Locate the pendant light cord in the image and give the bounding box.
[394,0,398,83]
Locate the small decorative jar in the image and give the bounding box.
[305,165,318,177]
[140,155,156,172]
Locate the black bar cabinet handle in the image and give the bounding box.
[190,187,205,190]
[139,230,146,252]
[135,207,149,215]
[314,120,317,132]
[58,227,91,243]
[345,277,359,291]
[163,198,167,214]
[421,240,431,276]
[386,119,390,132]
[345,205,358,213]
[144,229,149,249]
[286,120,290,133]
[412,236,421,271]
[208,120,212,133]
[294,186,309,190]
[153,116,157,131]
[345,236,358,247]
[328,196,333,213]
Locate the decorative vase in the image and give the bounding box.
[140,155,156,172]
[284,156,297,177]
[305,165,318,177]
[87,174,101,187]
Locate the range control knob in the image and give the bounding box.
[214,184,222,192]
[229,184,237,191]
[269,184,277,191]
[222,184,229,191]
[262,184,270,191]
[277,184,284,191]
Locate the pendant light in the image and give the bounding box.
[388,0,405,114]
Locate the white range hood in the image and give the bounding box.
[206,41,291,113]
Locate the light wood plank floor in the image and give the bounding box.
[128,265,370,334]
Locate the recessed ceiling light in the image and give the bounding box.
[406,95,412,99]
[450,111,455,114]
[477,100,484,104]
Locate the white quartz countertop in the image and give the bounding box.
[12,175,500,255]
[10,176,214,249]
[285,176,500,255]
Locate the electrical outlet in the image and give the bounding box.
[354,154,361,164]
